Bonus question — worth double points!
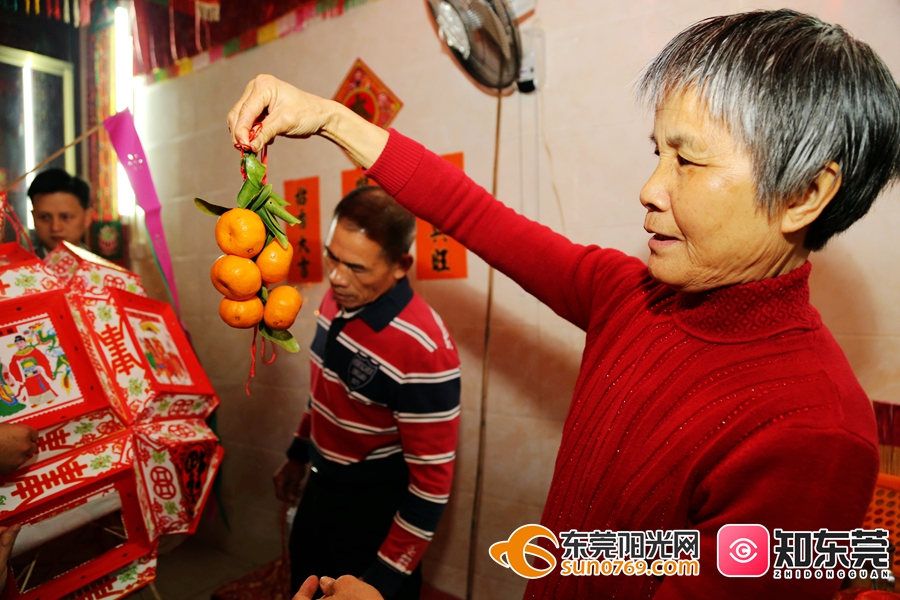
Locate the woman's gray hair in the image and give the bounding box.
[636,9,900,250]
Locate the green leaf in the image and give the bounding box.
[237,179,261,208]
[257,206,289,249]
[265,199,301,226]
[259,286,269,303]
[194,197,230,216]
[259,323,300,353]
[243,152,267,185]
[246,184,273,212]
[268,191,289,207]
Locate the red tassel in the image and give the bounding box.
[245,326,258,395]
[262,337,277,365]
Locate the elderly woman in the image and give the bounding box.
[229,9,900,600]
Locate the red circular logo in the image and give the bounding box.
[150,466,177,500]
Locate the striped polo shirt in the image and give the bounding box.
[287,276,461,589]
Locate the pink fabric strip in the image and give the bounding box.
[103,109,182,315]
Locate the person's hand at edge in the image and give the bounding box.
[292,575,320,600]
[272,459,310,505]
[319,575,384,600]
[0,525,21,592]
[226,75,388,168]
[0,424,38,476]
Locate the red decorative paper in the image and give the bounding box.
[333,58,403,130]
[0,290,110,430]
[0,432,154,600]
[284,177,323,283]
[0,248,221,598]
[415,153,468,280]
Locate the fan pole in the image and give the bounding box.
[466,87,503,600]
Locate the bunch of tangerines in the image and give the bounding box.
[212,208,302,330]
[196,146,303,352]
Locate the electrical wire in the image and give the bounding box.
[465,86,503,600]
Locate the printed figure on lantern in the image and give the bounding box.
[8,335,57,408]
[126,314,193,387]
[0,362,25,417]
[28,322,72,394]
[140,337,188,384]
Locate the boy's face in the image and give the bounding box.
[31,192,92,251]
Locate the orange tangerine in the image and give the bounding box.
[219,297,264,328]
[210,254,262,300]
[264,285,303,330]
[256,240,294,284]
[215,208,267,258]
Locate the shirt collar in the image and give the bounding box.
[338,276,414,332]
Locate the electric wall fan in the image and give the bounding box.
[426,0,522,90]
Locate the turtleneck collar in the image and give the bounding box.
[673,261,822,343]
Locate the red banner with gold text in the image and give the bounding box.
[414,153,468,280]
[284,177,323,283]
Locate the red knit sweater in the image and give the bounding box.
[367,131,879,599]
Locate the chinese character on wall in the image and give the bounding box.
[284,177,323,283]
[415,153,468,280]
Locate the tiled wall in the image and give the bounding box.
[133,0,900,598]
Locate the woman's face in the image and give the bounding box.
[640,89,795,293]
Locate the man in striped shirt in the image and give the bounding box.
[273,187,461,600]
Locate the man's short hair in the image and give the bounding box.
[27,169,91,211]
[333,186,416,264]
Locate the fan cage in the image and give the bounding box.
[431,0,522,90]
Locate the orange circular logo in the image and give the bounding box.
[489,524,559,579]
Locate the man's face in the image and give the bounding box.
[14,339,25,350]
[323,218,410,310]
[31,192,92,252]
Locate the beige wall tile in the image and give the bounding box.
[482,415,563,506]
[472,574,528,600]
[426,491,474,573]
[473,496,544,586]
[833,335,900,404]
[421,561,467,599]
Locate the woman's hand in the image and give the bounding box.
[228,75,332,151]
[227,75,389,168]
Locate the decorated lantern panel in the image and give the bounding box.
[30,409,127,470]
[71,295,154,425]
[0,431,153,600]
[0,257,65,300]
[0,290,111,430]
[133,419,223,538]
[73,290,218,425]
[112,289,217,422]
[67,298,133,424]
[65,549,157,600]
[43,242,144,300]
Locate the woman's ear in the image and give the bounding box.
[781,161,842,234]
